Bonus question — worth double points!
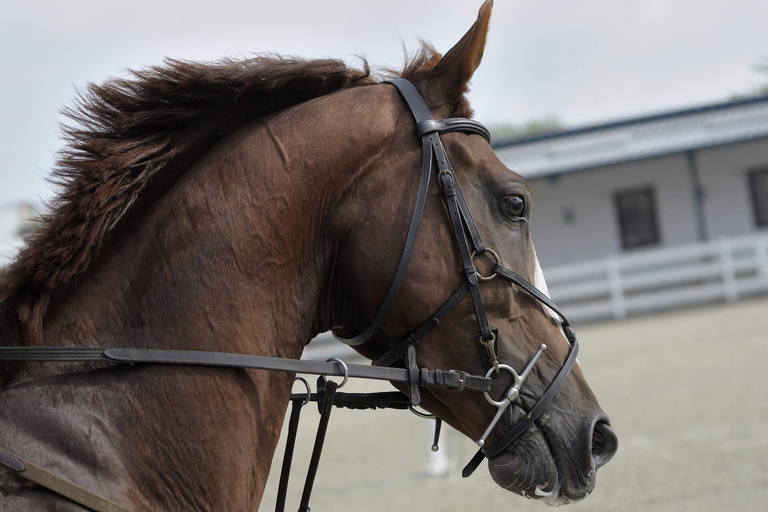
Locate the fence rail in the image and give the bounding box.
[546,232,768,323]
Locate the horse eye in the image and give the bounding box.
[501,196,526,218]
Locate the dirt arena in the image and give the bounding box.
[262,297,768,511]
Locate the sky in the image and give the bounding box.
[1,0,767,208]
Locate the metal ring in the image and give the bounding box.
[471,248,500,281]
[483,364,520,407]
[323,357,349,389]
[293,377,311,406]
[408,404,435,419]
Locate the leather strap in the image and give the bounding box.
[461,264,581,477]
[298,379,338,512]
[290,391,410,411]
[373,282,470,368]
[416,118,491,142]
[275,399,304,512]
[437,164,493,343]
[0,447,133,512]
[0,347,491,393]
[462,335,579,478]
[335,79,492,347]
[334,79,435,346]
[493,264,571,325]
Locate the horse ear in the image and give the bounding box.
[427,0,493,106]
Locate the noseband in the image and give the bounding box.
[336,79,579,477]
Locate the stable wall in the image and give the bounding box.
[526,137,768,268]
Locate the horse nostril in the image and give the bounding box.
[591,420,618,469]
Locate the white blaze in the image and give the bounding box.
[532,245,573,351]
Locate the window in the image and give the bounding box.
[614,187,660,249]
[749,168,768,227]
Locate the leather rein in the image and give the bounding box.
[0,79,578,511]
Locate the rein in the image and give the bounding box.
[0,79,579,511]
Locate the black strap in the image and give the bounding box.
[460,264,581,477]
[298,379,338,512]
[373,282,470,368]
[436,162,493,344]
[275,399,304,512]
[0,347,491,393]
[416,118,491,142]
[335,79,492,348]
[334,79,435,347]
[493,264,571,326]
[290,391,410,411]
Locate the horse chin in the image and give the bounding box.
[487,429,586,507]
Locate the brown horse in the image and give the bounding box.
[0,1,616,509]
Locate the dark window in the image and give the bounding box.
[614,187,660,249]
[749,168,768,227]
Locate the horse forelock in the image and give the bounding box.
[0,44,452,341]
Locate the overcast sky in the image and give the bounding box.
[1,0,766,208]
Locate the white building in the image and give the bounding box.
[495,93,768,267]
[494,94,768,321]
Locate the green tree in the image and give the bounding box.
[487,116,562,142]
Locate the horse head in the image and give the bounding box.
[329,1,618,503]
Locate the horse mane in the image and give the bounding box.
[0,44,446,343]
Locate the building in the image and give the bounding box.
[494,94,768,268]
[493,94,768,321]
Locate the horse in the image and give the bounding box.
[0,1,617,509]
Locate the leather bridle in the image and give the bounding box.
[0,79,579,511]
[335,79,580,477]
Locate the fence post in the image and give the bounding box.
[607,256,626,320]
[720,237,738,303]
[757,238,768,281]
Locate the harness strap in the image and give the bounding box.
[298,378,338,512]
[373,282,470,368]
[290,391,410,410]
[333,80,435,347]
[0,447,133,512]
[0,347,491,393]
[335,78,492,348]
[460,263,581,478]
[435,144,494,343]
[275,398,305,512]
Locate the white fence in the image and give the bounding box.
[304,232,768,359]
[545,232,768,323]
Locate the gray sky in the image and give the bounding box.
[1,0,766,207]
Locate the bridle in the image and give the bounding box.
[335,78,580,477]
[0,79,578,511]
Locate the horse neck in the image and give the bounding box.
[26,86,401,362]
[40,130,338,362]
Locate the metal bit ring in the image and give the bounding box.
[483,364,520,407]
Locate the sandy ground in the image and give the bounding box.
[261,297,768,511]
